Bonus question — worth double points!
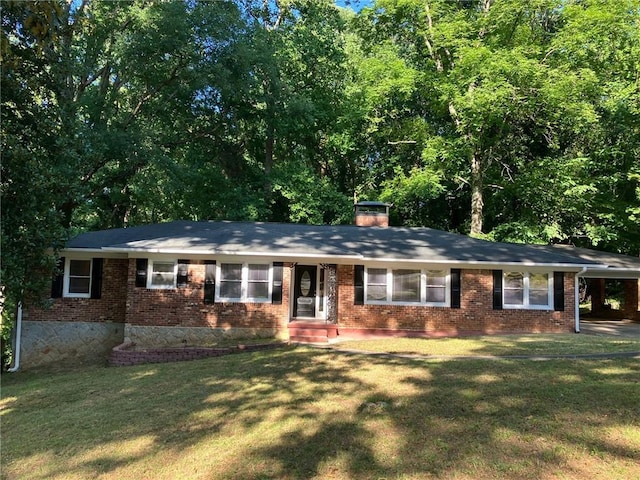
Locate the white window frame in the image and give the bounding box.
[364,267,450,307]
[147,260,178,289]
[216,262,273,303]
[63,258,92,298]
[503,271,554,310]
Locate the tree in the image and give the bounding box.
[349,0,640,252]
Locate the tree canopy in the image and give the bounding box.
[2,0,639,316]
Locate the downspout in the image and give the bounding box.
[7,302,23,372]
[574,268,588,333]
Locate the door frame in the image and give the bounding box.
[290,264,327,320]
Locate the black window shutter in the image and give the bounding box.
[554,271,565,311]
[203,260,216,304]
[354,265,364,305]
[51,256,65,298]
[272,262,283,304]
[177,259,190,288]
[90,258,103,299]
[493,270,503,310]
[135,259,148,287]
[450,268,461,309]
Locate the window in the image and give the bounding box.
[503,272,552,309]
[365,267,449,306]
[217,262,271,302]
[247,264,269,299]
[393,269,421,302]
[64,259,92,297]
[220,263,242,298]
[148,260,177,289]
[366,268,387,301]
[425,270,447,303]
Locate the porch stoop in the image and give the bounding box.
[288,321,338,344]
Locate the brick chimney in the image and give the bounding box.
[354,201,390,227]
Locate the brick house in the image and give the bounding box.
[17,203,640,368]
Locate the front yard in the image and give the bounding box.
[2,338,639,479]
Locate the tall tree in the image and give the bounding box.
[349,0,640,251]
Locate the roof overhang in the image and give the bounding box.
[63,246,610,272]
[578,268,640,280]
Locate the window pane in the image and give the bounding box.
[530,273,548,290]
[504,289,524,305]
[152,273,174,286]
[150,262,175,286]
[69,260,91,277]
[247,282,269,299]
[530,290,549,305]
[367,268,387,285]
[221,264,242,281]
[392,269,420,302]
[426,287,446,303]
[504,272,523,288]
[367,285,387,301]
[426,271,446,286]
[153,262,174,274]
[248,264,269,282]
[69,277,90,294]
[220,282,241,298]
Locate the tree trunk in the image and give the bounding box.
[264,124,275,207]
[470,151,484,235]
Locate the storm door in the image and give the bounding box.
[293,265,317,318]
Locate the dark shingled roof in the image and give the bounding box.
[61,220,640,273]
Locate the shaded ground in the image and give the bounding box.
[580,319,640,338]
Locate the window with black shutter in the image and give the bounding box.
[493,270,503,310]
[177,259,190,288]
[135,259,148,287]
[354,265,364,305]
[203,261,216,304]
[272,262,283,304]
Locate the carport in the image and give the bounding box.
[536,245,640,332]
[566,247,640,328]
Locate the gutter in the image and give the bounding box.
[7,302,23,372]
[574,267,588,333]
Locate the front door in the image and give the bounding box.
[294,265,317,318]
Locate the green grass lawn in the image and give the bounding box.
[332,334,640,357]
[2,344,640,480]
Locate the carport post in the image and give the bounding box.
[575,268,587,333]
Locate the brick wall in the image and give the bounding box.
[124,260,291,332]
[337,266,575,335]
[109,341,287,367]
[25,258,128,323]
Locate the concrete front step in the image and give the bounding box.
[288,321,337,344]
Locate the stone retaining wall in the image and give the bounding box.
[109,341,288,367]
[20,320,124,369]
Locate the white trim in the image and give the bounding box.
[502,271,554,310]
[360,257,601,271]
[7,302,23,372]
[147,259,178,289]
[216,262,273,303]
[96,247,605,271]
[63,258,92,298]
[575,267,588,333]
